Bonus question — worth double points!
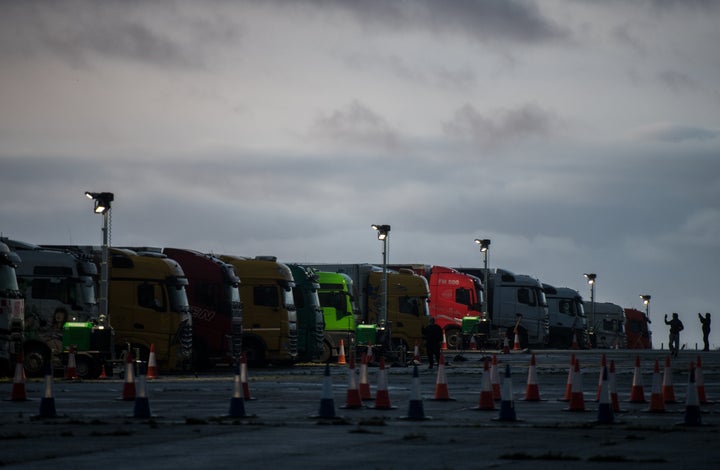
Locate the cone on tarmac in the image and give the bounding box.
[502,336,510,354]
[696,356,708,404]
[512,330,521,351]
[491,355,501,400]
[133,362,151,418]
[358,351,372,401]
[662,355,676,403]
[441,330,447,351]
[337,339,347,365]
[412,340,421,364]
[373,357,395,409]
[468,335,477,350]
[146,343,158,379]
[121,351,136,401]
[38,360,57,418]
[629,356,646,403]
[342,356,362,409]
[496,364,517,421]
[99,364,108,380]
[561,353,575,402]
[571,330,580,350]
[228,361,247,418]
[683,362,702,426]
[524,354,541,401]
[647,359,665,413]
[432,354,454,401]
[404,365,428,420]
[475,357,495,410]
[596,366,614,424]
[65,345,78,380]
[595,354,607,402]
[240,352,254,400]
[10,352,27,401]
[566,359,585,411]
[609,360,620,412]
[316,363,336,419]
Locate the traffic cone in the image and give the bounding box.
[99,364,108,380]
[358,351,372,401]
[596,366,614,424]
[609,360,620,412]
[336,339,347,365]
[524,354,541,401]
[475,357,495,410]
[502,336,510,354]
[441,330,447,351]
[595,354,607,401]
[133,362,151,418]
[404,365,427,420]
[373,357,394,409]
[561,353,575,402]
[629,356,646,403]
[146,343,158,379]
[490,355,501,400]
[512,330,521,351]
[571,330,579,350]
[228,361,247,418]
[316,363,336,419]
[412,340,421,364]
[696,356,708,404]
[121,351,136,401]
[342,356,362,409]
[10,352,27,401]
[468,335,477,350]
[240,352,254,400]
[662,355,676,403]
[566,359,585,411]
[683,362,702,426]
[432,354,454,401]
[365,344,373,364]
[496,364,517,421]
[647,359,665,413]
[38,360,57,418]
[65,345,78,380]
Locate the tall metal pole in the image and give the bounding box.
[381,236,387,327]
[99,210,109,328]
[482,249,488,315]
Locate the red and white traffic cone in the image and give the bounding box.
[10,352,27,402]
[662,355,676,403]
[412,340,421,364]
[596,366,614,424]
[629,356,646,403]
[373,357,394,409]
[696,356,708,404]
[121,351,136,401]
[476,357,495,411]
[683,362,702,426]
[490,355,501,400]
[524,354,541,401]
[468,335,477,350]
[358,351,372,401]
[512,330,521,351]
[441,330,448,351]
[342,356,362,409]
[561,353,575,402]
[596,354,607,402]
[146,343,158,380]
[609,359,620,412]
[337,339,347,365]
[432,354,453,401]
[647,359,665,413]
[99,364,108,379]
[240,352,253,400]
[502,336,510,354]
[65,345,78,380]
[566,359,585,411]
[571,330,580,350]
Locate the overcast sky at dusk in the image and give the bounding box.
[2,1,719,348]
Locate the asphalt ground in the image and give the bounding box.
[1,348,719,469]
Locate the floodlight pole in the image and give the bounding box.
[86,191,114,328]
[474,239,491,316]
[371,224,391,327]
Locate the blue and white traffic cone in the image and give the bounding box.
[229,361,247,418]
[596,366,614,424]
[316,363,336,419]
[496,364,517,422]
[133,362,151,418]
[404,365,427,420]
[38,360,57,418]
[683,363,702,426]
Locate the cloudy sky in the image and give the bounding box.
[2,0,719,348]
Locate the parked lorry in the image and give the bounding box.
[287,264,324,362]
[305,264,430,360]
[218,255,298,366]
[315,271,357,362]
[585,301,626,348]
[542,284,588,349]
[389,264,483,350]
[454,268,549,349]
[624,308,652,349]
[0,241,24,376]
[5,239,113,378]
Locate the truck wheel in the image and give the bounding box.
[23,345,49,378]
[243,340,266,367]
[445,328,462,350]
[318,339,333,363]
[75,354,99,379]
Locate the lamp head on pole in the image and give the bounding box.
[474,238,491,252]
[583,273,596,285]
[85,191,114,214]
[371,224,391,240]
[640,295,651,306]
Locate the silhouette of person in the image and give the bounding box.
[664,313,684,358]
[698,312,711,351]
[423,317,443,369]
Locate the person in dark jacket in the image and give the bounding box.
[423,317,443,369]
[664,313,684,358]
[699,312,711,351]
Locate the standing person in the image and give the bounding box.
[423,317,443,370]
[698,312,711,351]
[664,313,684,358]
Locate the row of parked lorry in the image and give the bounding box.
[0,237,651,377]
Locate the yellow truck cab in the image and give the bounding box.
[218,255,297,366]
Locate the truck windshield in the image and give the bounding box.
[399,296,429,317]
[318,290,350,317]
[168,278,190,312]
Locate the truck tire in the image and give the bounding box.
[75,354,100,379]
[318,339,333,364]
[23,344,50,378]
[445,327,462,350]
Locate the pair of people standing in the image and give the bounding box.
[664,312,712,355]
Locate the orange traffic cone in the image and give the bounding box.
[596,366,614,424]
[373,357,395,409]
[502,336,510,354]
[365,344,373,364]
[662,355,676,403]
[403,365,427,420]
[240,352,253,400]
[65,345,78,380]
[412,340,421,364]
[683,362,702,426]
[316,363,336,419]
[524,354,541,401]
[146,343,158,379]
[595,354,607,401]
[696,356,708,404]
[10,352,27,401]
[561,353,575,402]
[571,330,579,350]
[609,359,620,412]
[629,356,646,403]
[647,359,665,412]
[229,360,247,418]
[441,330,448,351]
[337,339,347,365]
[468,335,477,350]
[342,356,362,409]
[133,363,152,418]
[99,364,108,380]
[566,359,585,411]
[121,351,136,401]
[490,355,501,400]
[432,354,454,401]
[475,357,496,410]
[358,351,372,401]
[512,330,521,351]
